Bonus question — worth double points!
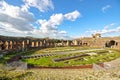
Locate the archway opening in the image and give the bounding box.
[109,40,116,46]
[105,40,116,48]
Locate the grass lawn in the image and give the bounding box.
[1,47,120,67]
[0,52,18,64]
[21,47,120,67]
[1,47,120,80]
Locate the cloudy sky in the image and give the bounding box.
[0,0,120,39]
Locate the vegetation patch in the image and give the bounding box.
[0,47,120,67]
[21,47,120,67]
[0,64,120,80]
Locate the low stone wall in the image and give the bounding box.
[28,65,93,69]
[27,63,104,69]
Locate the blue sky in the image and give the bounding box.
[0,0,120,39]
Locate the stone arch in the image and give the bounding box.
[39,41,43,47]
[35,41,38,47]
[31,41,35,47]
[105,40,117,48]
[0,40,4,50]
[109,40,116,45]
[9,41,12,49]
[5,41,9,50]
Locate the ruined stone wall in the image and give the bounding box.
[1,35,120,54]
[0,36,74,54]
[0,36,56,53]
[74,36,120,50]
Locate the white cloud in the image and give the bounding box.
[100,27,120,34]
[34,11,80,39]
[37,11,81,39]
[0,0,81,39]
[59,31,67,34]
[64,10,81,21]
[87,23,120,36]
[102,5,111,13]
[38,13,63,33]
[0,1,34,31]
[103,23,115,30]
[23,0,54,12]
[37,14,64,38]
[50,14,64,26]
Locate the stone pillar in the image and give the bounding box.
[66,41,70,46]
[22,41,25,48]
[26,40,29,48]
[26,40,31,49]
[21,41,24,52]
[5,41,9,50]
[40,41,43,47]
[36,41,38,47]
[118,42,120,50]
[32,41,35,47]
[73,40,78,46]
[9,41,13,49]
[22,40,28,51]
[43,40,46,47]
[27,40,29,44]
[0,41,3,50]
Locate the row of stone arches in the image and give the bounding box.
[0,39,55,51]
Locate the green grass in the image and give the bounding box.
[21,47,120,67]
[1,47,120,67]
[0,49,37,65]
[0,52,18,64]
[31,46,96,54]
[1,47,120,80]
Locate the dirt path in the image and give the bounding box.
[104,57,120,68]
[56,48,104,54]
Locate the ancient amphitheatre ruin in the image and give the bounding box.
[0,33,120,79]
[0,33,120,52]
[1,0,120,79]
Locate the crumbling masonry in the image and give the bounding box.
[0,33,120,55]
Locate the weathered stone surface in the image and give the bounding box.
[0,33,120,54]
